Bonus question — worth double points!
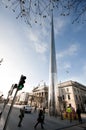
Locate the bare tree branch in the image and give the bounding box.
[1,0,86,25]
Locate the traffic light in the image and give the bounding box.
[8,84,17,96]
[18,75,26,90]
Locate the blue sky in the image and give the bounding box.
[0,3,86,97]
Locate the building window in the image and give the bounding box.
[67,88,69,92]
[79,96,81,101]
[74,88,76,92]
[75,95,78,100]
[68,95,70,100]
[62,95,65,100]
[62,89,64,93]
[77,89,79,93]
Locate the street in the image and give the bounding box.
[0,104,62,130]
[0,104,86,130]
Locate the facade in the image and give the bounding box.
[15,92,29,105]
[15,82,48,107]
[14,80,86,113]
[32,80,86,113]
[58,80,86,112]
[32,82,48,108]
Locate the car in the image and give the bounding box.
[24,105,32,113]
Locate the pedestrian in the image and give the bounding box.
[34,105,37,112]
[43,107,45,124]
[0,111,2,118]
[76,105,82,123]
[34,109,44,129]
[18,107,25,127]
[66,104,72,123]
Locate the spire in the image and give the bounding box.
[50,11,57,73]
[48,11,59,116]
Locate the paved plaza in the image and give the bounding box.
[0,107,86,130]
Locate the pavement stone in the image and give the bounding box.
[56,123,86,130]
[44,113,86,130]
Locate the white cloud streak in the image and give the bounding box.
[54,17,69,36]
[63,62,71,69]
[24,26,48,54]
[57,43,79,59]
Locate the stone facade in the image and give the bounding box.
[32,82,48,108]
[14,80,86,112]
[58,80,86,112]
[32,80,86,112]
[15,92,29,105]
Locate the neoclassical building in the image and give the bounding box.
[32,80,86,112]
[32,82,48,108]
[58,80,86,112]
[15,82,48,108]
[14,80,86,112]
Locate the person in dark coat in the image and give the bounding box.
[76,105,82,123]
[43,107,45,124]
[18,107,25,127]
[0,111,2,118]
[34,109,44,129]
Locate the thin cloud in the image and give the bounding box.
[24,26,48,54]
[58,61,71,71]
[82,64,86,76]
[57,43,79,59]
[63,62,71,69]
[54,17,69,36]
[33,42,47,54]
[24,16,69,55]
[28,30,38,42]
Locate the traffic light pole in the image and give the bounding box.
[3,88,18,130]
[3,75,26,130]
[0,93,10,119]
[0,84,16,119]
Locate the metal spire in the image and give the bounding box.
[48,11,59,116]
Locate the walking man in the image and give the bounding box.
[18,107,25,127]
[76,104,82,123]
[34,109,44,129]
